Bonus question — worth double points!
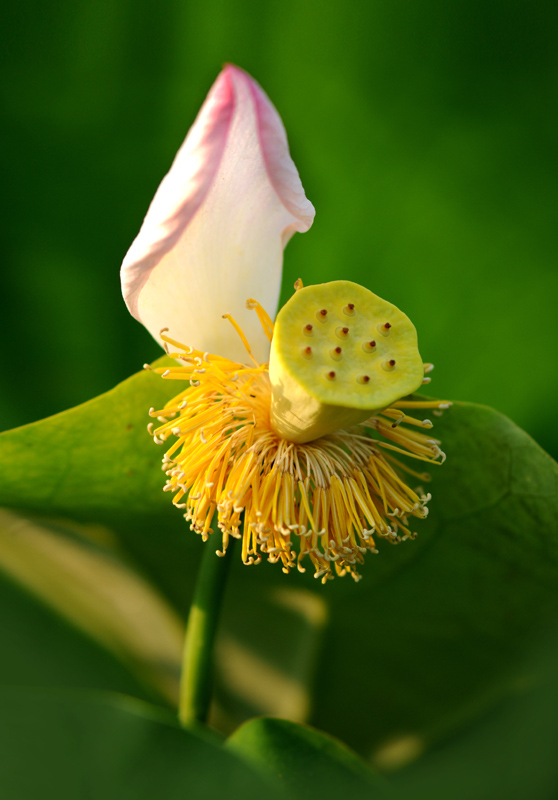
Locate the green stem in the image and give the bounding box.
[178,539,235,728]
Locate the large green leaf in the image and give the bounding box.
[309,401,558,760]
[0,366,557,761]
[0,361,175,531]
[0,688,284,800]
[227,716,388,800]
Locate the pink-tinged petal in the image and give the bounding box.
[121,65,315,364]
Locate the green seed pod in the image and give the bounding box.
[269,280,424,443]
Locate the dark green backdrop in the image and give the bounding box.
[2,0,557,457]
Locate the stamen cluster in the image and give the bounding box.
[147,333,449,582]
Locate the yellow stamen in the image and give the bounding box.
[221,313,260,367]
[246,298,275,343]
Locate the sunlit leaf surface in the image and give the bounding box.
[227,716,388,799]
[0,566,157,702]
[0,510,183,703]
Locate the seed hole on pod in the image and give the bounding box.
[330,347,343,361]
[343,303,355,316]
[357,375,371,384]
[377,322,392,337]
[316,309,328,322]
[302,346,313,359]
[382,359,396,372]
[362,340,377,353]
[326,371,336,380]
[303,324,314,337]
[335,326,350,340]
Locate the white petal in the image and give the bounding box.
[121,65,315,364]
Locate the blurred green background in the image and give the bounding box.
[1,0,557,457]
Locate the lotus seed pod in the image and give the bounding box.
[269,280,424,443]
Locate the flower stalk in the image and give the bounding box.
[178,537,235,728]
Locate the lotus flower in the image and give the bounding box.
[121,66,450,582]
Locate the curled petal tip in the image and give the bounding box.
[224,64,315,230]
[121,65,314,364]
